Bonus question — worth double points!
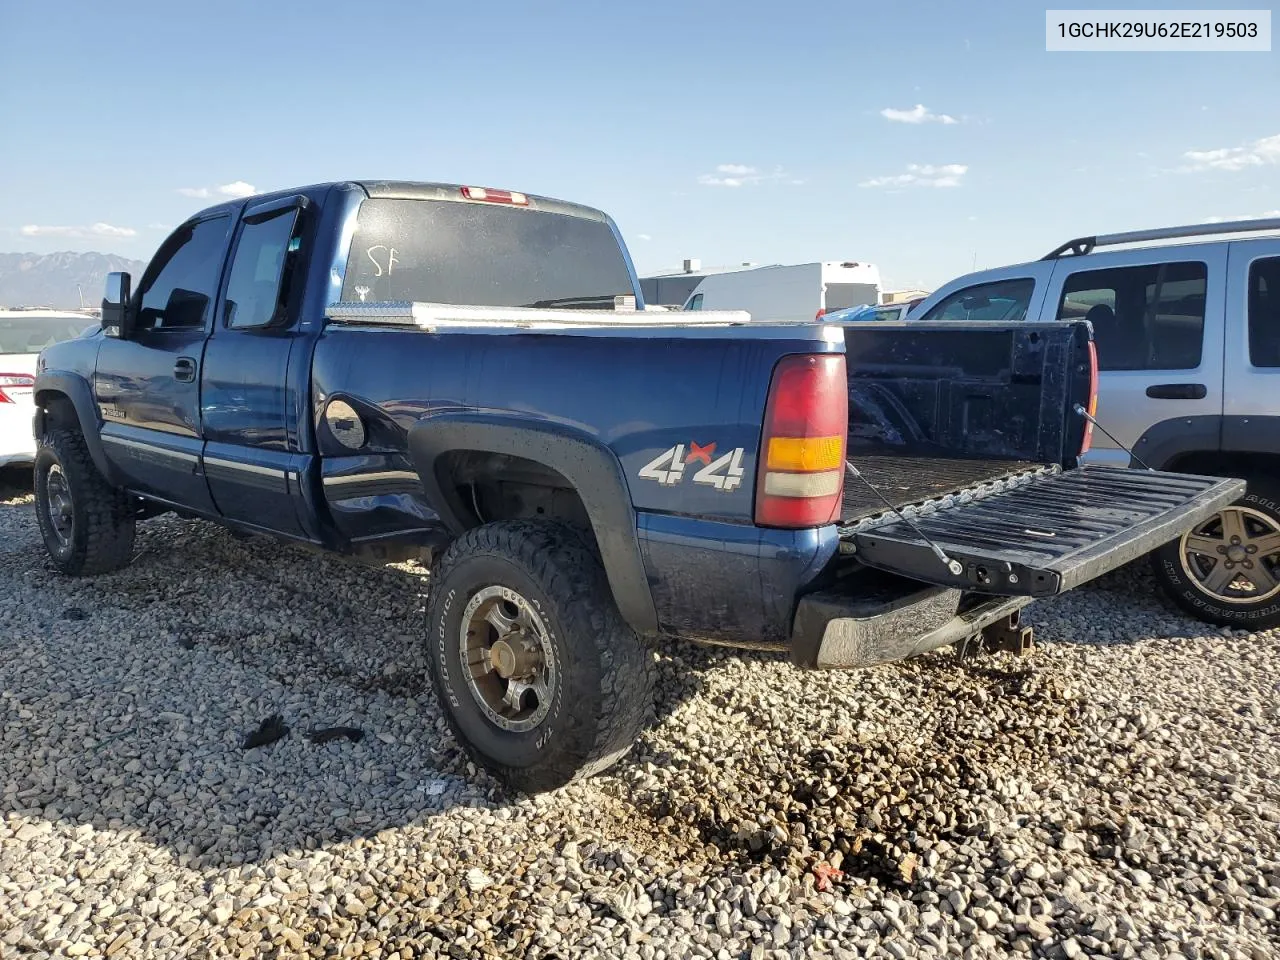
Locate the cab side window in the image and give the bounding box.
[135,217,231,332]
[1057,262,1206,370]
[223,209,301,329]
[686,293,704,311]
[917,278,1034,323]
[1249,256,1280,368]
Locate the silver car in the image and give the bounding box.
[910,219,1280,629]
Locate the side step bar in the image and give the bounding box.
[845,467,1245,597]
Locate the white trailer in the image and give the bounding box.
[681,261,881,321]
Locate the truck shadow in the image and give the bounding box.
[0,502,712,873]
[0,464,33,501]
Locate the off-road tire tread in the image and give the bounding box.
[426,520,654,792]
[35,427,136,575]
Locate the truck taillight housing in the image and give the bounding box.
[0,373,34,404]
[755,354,848,528]
[1080,341,1098,456]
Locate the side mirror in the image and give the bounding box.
[102,272,133,338]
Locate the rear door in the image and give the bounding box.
[94,215,232,511]
[1223,240,1280,431]
[1043,244,1227,467]
[200,195,313,538]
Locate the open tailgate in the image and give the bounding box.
[845,466,1244,597]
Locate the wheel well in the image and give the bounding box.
[36,391,78,432]
[1164,450,1280,487]
[438,450,596,544]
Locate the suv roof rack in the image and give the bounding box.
[1041,216,1280,260]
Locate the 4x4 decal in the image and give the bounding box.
[638,442,746,492]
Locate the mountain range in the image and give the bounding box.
[0,251,149,310]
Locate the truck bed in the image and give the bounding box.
[840,455,1043,522]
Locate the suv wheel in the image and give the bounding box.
[1151,481,1280,630]
[425,521,654,793]
[34,427,137,575]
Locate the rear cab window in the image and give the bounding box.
[1055,261,1207,370]
[341,198,635,309]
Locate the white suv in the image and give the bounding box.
[910,219,1280,629]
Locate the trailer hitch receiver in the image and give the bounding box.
[955,611,1035,659]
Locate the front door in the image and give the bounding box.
[1044,243,1228,468]
[94,215,232,511]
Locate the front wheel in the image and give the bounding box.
[1151,481,1280,631]
[425,521,654,793]
[34,427,136,576]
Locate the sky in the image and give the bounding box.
[2,0,1277,290]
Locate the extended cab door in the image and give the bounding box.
[199,195,313,538]
[94,214,231,511]
[1043,244,1227,468]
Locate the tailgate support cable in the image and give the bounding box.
[845,461,965,576]
[1072,404,1154,471]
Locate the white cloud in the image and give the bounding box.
[880,104,958,125]
[1202,210,1280,223]
[859,163,968,189]
[697,164,798,188]
[177,180,257,199]
[636,233,652,241]
[20,222,138,239]
[1183,133,1280,172]
[217,180,256,198]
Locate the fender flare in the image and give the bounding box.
[33,371,115,480]
[407,412,658,636]
[1130,414,1223,470]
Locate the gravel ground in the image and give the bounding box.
[1,464,1278,960]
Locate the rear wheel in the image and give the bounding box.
[425,521,654,793]
[34,427,136,575]
[1151,481,1280,630]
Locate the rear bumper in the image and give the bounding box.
[790,578,1033,669]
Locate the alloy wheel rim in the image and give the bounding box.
[45,464,74,549]
[1179,506,1280,605]
[459,585,557,732]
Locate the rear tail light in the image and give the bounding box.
[0,373,34,404]
[755,354,848,528]
[1080,341,1098,455]
[460,186,529,205]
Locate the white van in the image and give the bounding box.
[682,262,881,321]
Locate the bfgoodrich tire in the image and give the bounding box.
[34,427,136,576]
[1151,480,1280,631]
[425,521,654,793]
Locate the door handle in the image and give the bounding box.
[173,357,197,383]
[1145,382,1207,400]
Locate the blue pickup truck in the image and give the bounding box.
[31,181,1243,791]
